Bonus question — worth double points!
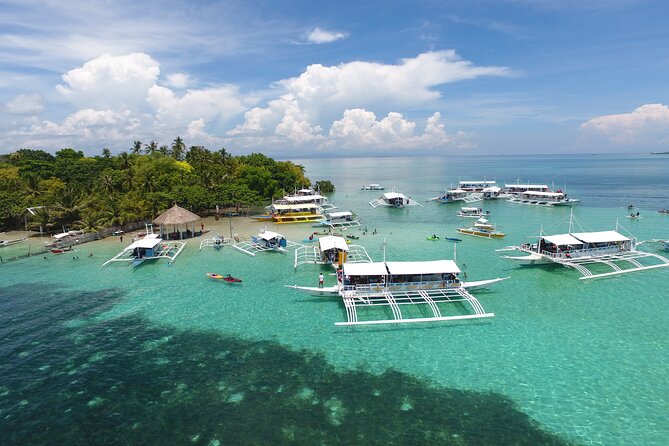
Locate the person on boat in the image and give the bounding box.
[318,273,324,288]
[309,234,314,240]
[636,212,640,217]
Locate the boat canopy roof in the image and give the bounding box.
[448,188,467,193]
[461,207,481,211]
[319,235,349,251]
[571,231,630,243]
[521,191,563,197]
[271,203,319,210]
[257,230,284,240]
[53,230,82,239]
[297,188,315,194]
[386,260,460,275]
[542,234,584,246]
[483,186,502,192]
[325,211,353,218]
[459,180,496,186]
[505,184,550,188]
[283,195,326,202]
[126,234,163,250]
[343,262,388,277]
[383,192,408,199]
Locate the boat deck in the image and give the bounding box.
[293,244,372,269]
[335,287,494,326]
[101,240,187,267]
[231,239,302,257]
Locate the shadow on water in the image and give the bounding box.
[0,285,577,446]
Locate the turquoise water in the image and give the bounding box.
[1,154,668,445]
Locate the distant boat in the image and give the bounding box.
[0,237,27,248]
[369,189,422,208]
[361,183,385,190]
[457,218,505,239]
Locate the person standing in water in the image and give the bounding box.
[318,273,324,288]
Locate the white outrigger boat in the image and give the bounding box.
[507,190,581,207]
[199,234,230,250]
[497,222,669,279]
[315,211,361,229]
[102,233,186,267]
[457,217,505,239]
[286,259,507,326]
[502,183,551,196]
[0,236,27,247]
[457,206,486,218]
[361,183,385,190]
[294,235,372,269]
[231,230,300,257]
[428,188,468,204]
[458,180,497,192]
[369,190,422,208]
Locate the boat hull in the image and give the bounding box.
[457,228,505,239]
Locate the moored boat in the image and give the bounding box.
[457,218,505,239]
[457,206,485,218]
[507,190,581,207]
[361,183,385,190]
[0,236,27,248]
[102,233,186,267]
[369,189,422,208]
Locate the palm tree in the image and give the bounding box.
[171,136,185,161]
[73,213,101,233]
[131,140,142,155]
[30,207,55,235]
[101,147,112,158]
[144,141,158,155]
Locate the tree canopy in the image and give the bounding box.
[0,140,323,232]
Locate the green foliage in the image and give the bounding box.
[0,141,321,232]
[315,180,335,193]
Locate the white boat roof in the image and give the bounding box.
[326,211,353,218]
[53,230,82,239]
[386,260,461,275]
[571,231,630,243]
[459,180,496,186]
[257,230,284,240]
[461,207,481,211]
[319,235,349,251]
[504,184,549,189]
[297,189,314,194]
[521,191,563,197]
[448,188,467,193]
[483,186,502,192]
[542,234,584,246]
[271,203,319,210]
[343,262,388,277]
[383,192,408,199]
[126,235,163,250]
[283,195,326,202]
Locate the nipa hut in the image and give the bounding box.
[153,204,202,240]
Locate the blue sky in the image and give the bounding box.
[1,0,668,156]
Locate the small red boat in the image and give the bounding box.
[207,273,242,283]
[50,247,73,254]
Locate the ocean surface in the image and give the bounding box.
[1,153,668,445]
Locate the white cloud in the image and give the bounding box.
[27,108,141,141]
[5,94,44,114]
[56,53,160,110]
[147,84,247,128]
[164,72,194,89]
[580,103,669,145]
[230,50,512,142]
[307,27,347,44]
[324,109,454,151]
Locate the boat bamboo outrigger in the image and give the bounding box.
[369,189,422,208]
[102,233,186,267]
[497,217,669,279]
[231,230,300,257]
[294,235,372,269]
[457,217,505,239]
[286,258,508,327]
[314,211,361,229]
[507,190,581,207]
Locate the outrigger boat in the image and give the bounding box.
[457,207,485,218]
[294,235,371,269]
[0,236,27,247]
[497,215,669,279]
[458,180,497,192]
[428,188,468,204]
[102,233,186,267]
[502,183,551,196]
[261,203,326,224]
[199,235,229,250]
[315,211,360,229]
[231,230,300,257]
[361,183,385,190]
[507,190,581,207]
[285,259,508,327]
[457,217,505,239]
[369,189,422,208]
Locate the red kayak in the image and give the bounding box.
[50,247,73,254]
[207,273,242,283]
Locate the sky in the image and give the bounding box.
[1,0,668,157]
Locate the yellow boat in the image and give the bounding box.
[457,218,505,239]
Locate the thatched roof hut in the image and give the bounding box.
[153,204,201,239]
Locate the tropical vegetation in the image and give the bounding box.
[0,138,325,232]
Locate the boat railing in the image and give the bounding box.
[540,245,629,260]
[344,280,460,295]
